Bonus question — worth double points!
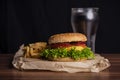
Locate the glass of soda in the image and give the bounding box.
[71,8,99,52]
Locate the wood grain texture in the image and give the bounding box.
[0,54,120,80]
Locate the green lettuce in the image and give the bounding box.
[40,47,95,60]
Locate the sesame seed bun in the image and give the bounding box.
[48,33,87,44]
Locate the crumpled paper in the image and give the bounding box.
[12,45,110,73]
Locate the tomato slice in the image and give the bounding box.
[50,42,71,48]
[50,41,86,48]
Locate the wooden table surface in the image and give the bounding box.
[0,53,120,80]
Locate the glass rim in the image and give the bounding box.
[72,7,99,10]
[71,8,99,13]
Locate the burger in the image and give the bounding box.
[40,33,95,61]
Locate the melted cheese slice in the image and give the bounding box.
[66,46,84,51]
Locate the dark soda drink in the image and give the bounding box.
[71,8,99,52]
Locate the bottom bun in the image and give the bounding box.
[50,57,87,62]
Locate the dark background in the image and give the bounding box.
[0,0,120,53]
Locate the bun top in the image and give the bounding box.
[48,33,87,44]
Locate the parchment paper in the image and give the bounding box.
[12,45,110,73]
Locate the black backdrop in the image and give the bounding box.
[0,0,120,53]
